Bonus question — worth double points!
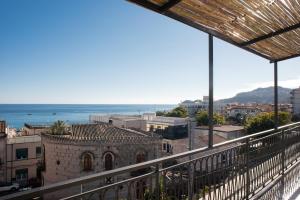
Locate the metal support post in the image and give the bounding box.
[246,138,250,199]
[208,34,214,148]
[155,164,160,200]
[188,118,193,200]
[280,130,285,199]
[274,61,278,129]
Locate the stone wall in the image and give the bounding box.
[0,134,7,183]
[41,134,161,199]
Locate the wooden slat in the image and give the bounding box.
[127,0,300,61]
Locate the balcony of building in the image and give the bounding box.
[2,122,300,200]
[2,0,300,199]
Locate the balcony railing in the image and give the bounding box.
[2,122,300,200]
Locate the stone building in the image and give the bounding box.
[0,121,42,186]
[41,123,162,199]
[6,135,42,186]
[0,132,7,183]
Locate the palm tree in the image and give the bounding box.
[49,120,67,135]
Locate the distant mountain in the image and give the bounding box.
[217,87,292,104]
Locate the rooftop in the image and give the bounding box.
[43,123,161,142]
[197,125,244,133]
[7,135,41,144]
[198,134,227,145]
[213,125,244,133]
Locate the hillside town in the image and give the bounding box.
[0,87,299,197]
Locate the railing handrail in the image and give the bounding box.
[3,121,300,200]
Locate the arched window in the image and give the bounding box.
[104,153,113,171]
[83,154,92,171]
[136,153,145,164]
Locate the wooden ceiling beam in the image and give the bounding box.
[160,0,182,13]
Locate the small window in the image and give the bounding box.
[136,153,145,164]
[36,147,41,157]
[166,144,171,153]
[83,154,92,171]
[104,153,113,171]
[16,168,28,181]
[163,143,166,150]
[16,149,28,160]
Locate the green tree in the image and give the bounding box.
[195,111,225,126]
[156,107,188,118]
[49,120,68,135]
[244,112,291,134]
[156,110,167,116]
[278,111,291,125]
[166,107,188,118]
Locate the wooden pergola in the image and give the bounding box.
[127,0,300,147]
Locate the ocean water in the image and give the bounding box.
[0,104,176,129]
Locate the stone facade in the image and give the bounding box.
[41,123,162,199]
[6,135,42,186]
[0,133,7,183]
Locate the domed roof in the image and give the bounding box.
[42,123,160,143]
[70,123,158,140]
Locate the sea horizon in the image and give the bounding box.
[0,104,176,129]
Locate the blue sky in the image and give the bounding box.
[0,0,299,104]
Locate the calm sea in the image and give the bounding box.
[0,104,176,129]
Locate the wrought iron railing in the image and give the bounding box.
[2,122,300,200]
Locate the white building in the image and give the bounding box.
[179,97,208,116]
[225,105,262,119]
[179,96,225,116]
[291,87,300,115]
[6,128,18,138]
[143,115,187,131]
[90,114,146,130]
[90,113,188,139]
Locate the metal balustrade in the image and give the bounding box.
[2,122,300,200]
